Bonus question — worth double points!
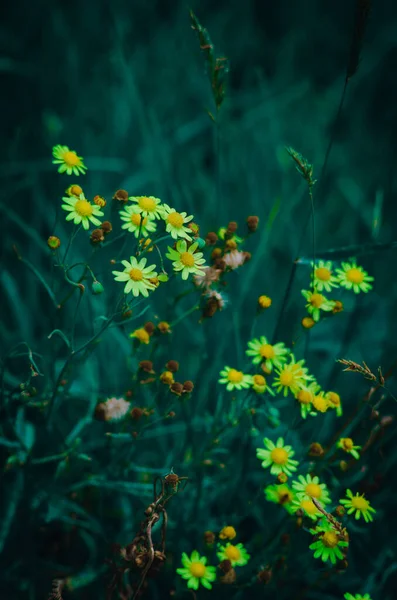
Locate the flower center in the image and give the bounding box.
[310,293,324,308]
[322,531,338,548]
[253,374,266,386]
[129,268,143,281]
[138,197,156,212]
[305,483,322,499]
[351,496,369,511]
[297,390,312,404]
[327,392,340,406]
[130,213,147,226]
[259,344,275,359]
[63,151,81,166]
[312,395,327,412]
[315,267,331,281]
[225,545,241,561]
[189,562,206,578]
[270,448,288,465]
[180,252,195,267]
[167,212,184,228]
[279,371,293,386]
[342,438,353,450]
[346,267,364,283]
[301,499,317,515]
[227,369,243,383]
[75,199,93,217]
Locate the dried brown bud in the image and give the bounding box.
[101,221,113,234]
[218,559,233,573]
[220,568,236,584]
[202,297,219,318]
[144,321,155,335]
[166,360,179,373]
[94,403,107,421]
[247,215,259,232]
[243,251,251,263]
[182,380,194,393]
[130,407,144,421]
[139,360,154,373]
[226,221,238,233]
[203,530,215,545]
[205,231,218,245]
[308,442,324,457]
[90,228,105,244]
[157,321,171,334]
[167,411,176,418]
[257,567,272,584]
[113,189,129,202]
[170,382,183,396]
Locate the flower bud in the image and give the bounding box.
[90,229,104,244]
[47,236,61,250]
[93,195,106,207]
[91,280,104,295]
[205,232,218,245]
[247,215,259,232]
[166,360,179,373]
[101,221,112,234]
[113,189,129,202]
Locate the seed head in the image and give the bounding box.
[90,229,105,244]
[144,321,155,335]
[170,382,183,396]
[139,360,154,373]
[166,360,179,373]
[158,321,171,334]
[183,380,194,393]
[205,231,218,245]
[113,189,129,202]
[101,221,113,234]
[308,442,324,457]
[247,215,259,232]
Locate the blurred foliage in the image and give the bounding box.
[1,0,397,599]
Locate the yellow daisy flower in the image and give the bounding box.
[166,239,206,280]
[112,256,158,297]
[264,483,296,513]
[335,261,374,294]
[218,367,252,391]
[61,194,103,230]
[119,205,157,237]
[292,474,331,504]
[161,203,194,240]
[301,289,335,322]
[52,145,87,176]
[310,260,339,292]
[337,437,361,460]
[291,497,322,520]
[339,489,376,522]
[273,355,313,397]
[129,196,164,219]
[216,543,250,567]
[176,551,216,590]
[294,381,320,418]
[256,437,299,476]
[245,336,289,370]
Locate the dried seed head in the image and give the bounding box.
[130,407,144,420]
[243,251,251,263]
[205,231,218,245]
[332,300,344,313]
[160,371,174,385]
[247,215,259,232]
[122,309,132,319]
[308,442,324,457]
[158,321,171,334]
[113,189,129,202]
[93,195,106,207]
[101,221,112,234]
[167,410,176,418]
[202,296,219,318]
[182,380,194,393]
[218,559,233,573]
[144,321,155,335]
[47,236,61,250]
[220,568,236,584]
[139,360,154,373]
[170,382,183,396]
[226,221,238,233]
[204,530,216,545]
[90,228,105,244]
[166,360,179,373]
[257,567,272,584]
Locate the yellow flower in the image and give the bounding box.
[335,261,374,294]
[339,489,376,522]
[219,526,236,540]
[112,256,158,297]
[311,260,339,292]
[52,145,87,176]
[130,328,150,344]
[130,196,163,219]
[301,289,335,322]
[161,203,194,240]
[61,193,103,230]
[273,355,313,397]
[216,543,250,567]
[119,205,157,237]
[337,437,361,460]
[219,367,252,391]
[256,437,299,476]
[258,295,272,309]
